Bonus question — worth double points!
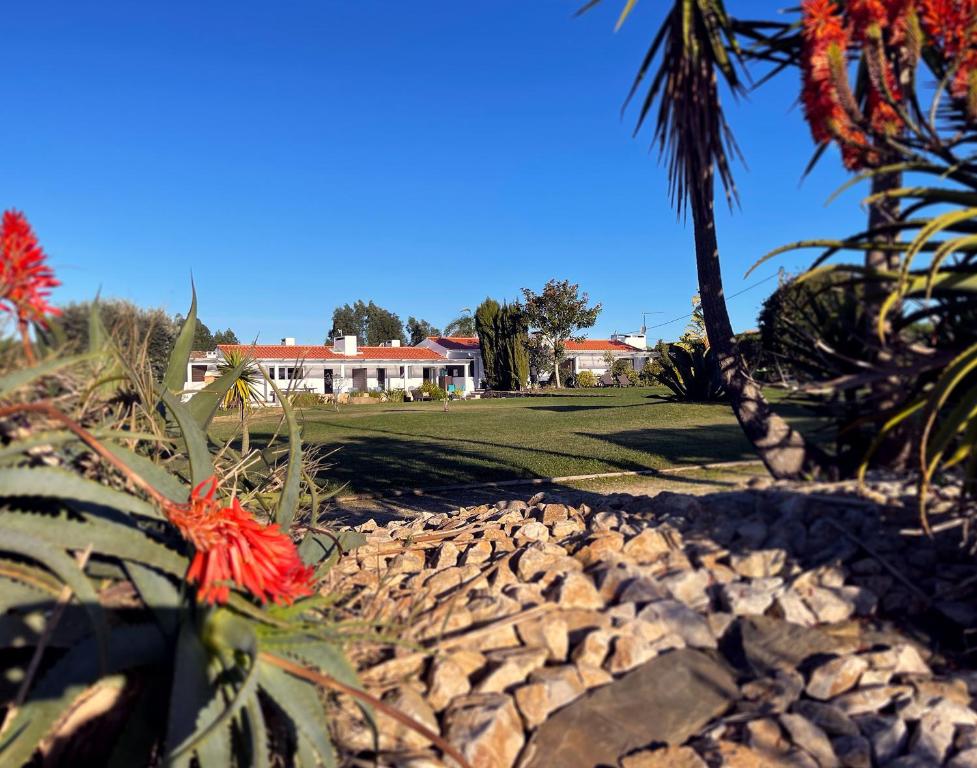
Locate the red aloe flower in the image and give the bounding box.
[0,210,60,331]
[165,477,315,605]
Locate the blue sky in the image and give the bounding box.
[2,1,868,344]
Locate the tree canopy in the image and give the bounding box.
[329,300,405,345]
[406,316,441,346]
[521,279,601,388]
[444,312,475,337]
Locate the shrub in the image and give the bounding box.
[387,388,406,403]
[639,358,660,386]
[610,358,639,386]
[420,381,447,400]
[290,391,326,408]
[576,370,598,388]
[654,340,725,401]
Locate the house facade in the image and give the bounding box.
[184,336,475,403]
[417,336,486,387]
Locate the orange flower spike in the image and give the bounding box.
[165,476,315,605]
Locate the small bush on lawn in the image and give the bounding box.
[576,370,598,388]
[420,381,447,400]
[290,391,326,408]
[387,388,406,402]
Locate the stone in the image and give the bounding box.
[806,656,868,700]
[637,599,716,649]
[574,532,625,566]
[721,579,782,616]
[910,707,956,764]
[455,622,521,652]
[791,701,859,737]
[551,572,604,610]
[606,634,660,674]
[516,615,568,662]
[774,590,819,627]
[427,656,471,711]
[524,649,738,768]
[708,611,735,639]
[381,687,439,749]
[538,503,569,525]
[621,528,675,563]
[443,693,524,768]
[448,650,487,676]
[734,616,856,678]
[516,542,580,581]
[746,718,791,755]
[434,541,459,569]
[712,740,784,767]
[730,549,787,579]
[575,662,613,689]
[551,518,584,538]
[950,749,977,768]
[571,628,613,668]
[388,549,426,574]
[833,685,913,716]
[476,647,548,693]
[779,713,840,767]
[741,670,805,713]
[620,745,707,767]
[801,586,855,624]
[854,714,907,763]
[660,568,711,609]
[467,593,520,623]
[514,665,586,728]
[514,521,550,543]
[618,576,671,605]
[830,735,870,768]
[462,539,493,565]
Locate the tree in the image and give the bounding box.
[475,299,501,389]
[679,295,707,347]
[495,303,529,390]
[444,310,475,337]
[213,328,240,345]
[526,334,555,386]
[406,316,441,346]
[329,300,405,345]
[584,0,819,477]
[520,279,601,389]
[218,348,262,455]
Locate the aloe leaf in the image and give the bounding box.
[189,357,246,430]
[2,512,188,577]
[165,284,198,394]
[244,691,271,768]
[258,660,337,768]
[0,353,94,399]
[0,575,53,612]
[100,442,188,504]
[165,621,217,767]
[0,558,63,596]
[0,624,164,767]
[125,561,183,637]
[159,388,214,486]
[105,684,162,768]
[263,373,302,531]
[0,466,162,519]
[0,528,108,662]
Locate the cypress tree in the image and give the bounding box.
[475,298,500,389]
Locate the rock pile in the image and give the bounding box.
[329,483,977,767]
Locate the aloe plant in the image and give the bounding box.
[0,296,467,767]
[653,340,725,402]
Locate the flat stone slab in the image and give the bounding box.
[523,648,738,768]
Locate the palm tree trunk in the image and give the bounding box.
[240,400,250,455]
[690,173,822,479]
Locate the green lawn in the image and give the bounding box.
[215,388,805,495]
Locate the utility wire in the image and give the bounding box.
[645,273,778,331]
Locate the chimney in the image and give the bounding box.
[333,334,358,356]
[384,339,401,348]
[282,337,296,346]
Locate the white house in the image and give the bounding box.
[184,336,475,403]
[417,336,486,387]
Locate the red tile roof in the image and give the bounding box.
[217,344,447,361]
[427,336,480,351]
[565,339,642,351]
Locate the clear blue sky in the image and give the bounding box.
[3,0,867,344]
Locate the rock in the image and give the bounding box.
[806,656,868,700]
[774,590,819,627]
[523,649,738,768]
[800,586,855,624]
[660,568,711,609]
[910,706,956,764]
[550,572,604,610]
[448,649,487,677]
[854,714,907,763]
[551,518,584,538]
[708,612,735,640]
[571,628,613,668]
[574,532,625,566]
[476,647,548,693]
[621,528,675,563]
[514,521,550,543]
[538,503,569,525]
[741,670,804,713]
[950,749,977,768]
[427,656,471,711]
[746,718,791,755]
[620,745,707,767]
[434,542,460,569]
[606,634,661,674]
[637,600,716,649]
[712,740,785,767]
[444,693,524,768]
[832,685,912,716]
[730,549,787,579]
[830,735,870,768]
[733,616,855,677]
[575,662,613,689]
[721,579,782,616]
[618,575,671,605]
[462,539,493,565]
[388,549,426,574]
[514,665,586,728]
[381,687,439,749]
[516,542,579,581]
[516,615,568,662]
[791,701,859,737]
[779,713,840,767]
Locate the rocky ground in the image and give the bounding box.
[327,477,977,768]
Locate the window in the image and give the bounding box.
[191,365,207,382]
[268,366,276,380]
[283,366,304,380]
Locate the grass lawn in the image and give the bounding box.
[214,388,806,495]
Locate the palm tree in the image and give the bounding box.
[444,308,475,337]
[218,348,262,454]
[583,0,821,477]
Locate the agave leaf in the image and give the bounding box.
[189,357,247,431]
[0,353,94,400]
[159,388,214,486]
[258,660,337,768]
[165,284,197,394]
[0,466,162,519]
[263,373,302,531]
[901,207,977,281]
[89,298,108,354]
[2,512,188,577]
[0,624,164,767]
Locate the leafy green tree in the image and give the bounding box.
[582,0,817,477]
[526,334,555,386]
[520,279,601,389]
[406,316,441,346]
[192,319,215,350]
[218,347,262,454]
[330,300,405,345]
[213,328,239,345]
[495,303,529,391]
[475,298,501,389]
[444,310,476,337]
